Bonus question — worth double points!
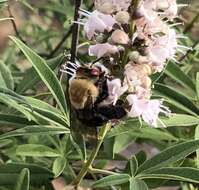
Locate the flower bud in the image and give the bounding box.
[97,3,113,14]
[111,29,130,44]
[128,51,140,62]
[115,11,130,24]
[156,1,169,10]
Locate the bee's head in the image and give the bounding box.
[76,66,102,80]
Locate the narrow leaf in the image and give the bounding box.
[92,174,130,188]
[0,163,53,186]
[16,144,61,157]
[53,157,67,177]
[130,179,148,190]
[138,167,199,184]
[137,140,199,173]
[10,36,67,114]
[0,125,70,140]
[196,72,199,99]
[15,168,30,190]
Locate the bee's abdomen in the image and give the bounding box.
[69,79,99,109]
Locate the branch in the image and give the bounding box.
[70,0,82,63]
[72,123,112,186]
[47,27,72,58]
[7,5,25,43]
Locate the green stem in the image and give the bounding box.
[72,123,112,186]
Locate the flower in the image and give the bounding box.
[95,0,131,14]
[146,28,178,71]
[127,95,170,127]
[100,78,128,106]
[124,63,152,92]
[83,10,116,39]
[89,43,119,58]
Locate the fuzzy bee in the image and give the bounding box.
[62,61,126,127]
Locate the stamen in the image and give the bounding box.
[169,22,183,27]
[72,21,85,25]
[177,4,189,7]
[79,8,91,15]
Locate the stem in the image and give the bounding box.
[70,0,82,63]
[7,5,25,43]
[72,123,112,186]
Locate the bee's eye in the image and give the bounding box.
[91,68,100,76]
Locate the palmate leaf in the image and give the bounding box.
[10,36,67,115]
[15,168,30,190]
[129,179,149,190]
[0,125,70,140]
[137,140,199,174]
[0,163,53,186]
[138,167,199,184]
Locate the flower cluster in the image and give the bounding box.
[77,0,184,127]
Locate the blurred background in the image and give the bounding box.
[0,0,199,190]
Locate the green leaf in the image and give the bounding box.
[160,114,199,127]
[16,55,63,93]
[0,125,70,140]
[154,83,199,116]
[92,174,130,188]
[130,179,148,190]
[135,151,147,167]
[16,144,61,157]
[10,36,67,114]
[0,93,33,120]
[0,114,36,127]
[15,168,30,190]
[0,61,14,90]
[165,62,195,94]
[125,156,138,176]
[25,97,69,127]
[0,163,53,186]
[195,125,199,168]
[52,157,67,177]
[137,140,199,174]
[196,72,199,99]
[113,134,135,154]
[107,124,177,141]
[138,167,199,184]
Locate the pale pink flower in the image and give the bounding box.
[127,95,170,127]
[100,78,128,106]
[135,17,169,41]
[95,0,131,13]
[137,0,158,22]
[83,10,116,39]
[147,28,178,70]
[156,0,178,19]
[89,43,119,58]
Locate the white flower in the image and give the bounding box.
[127,95,170,127]
[83,10,116,39]
[89,43,119,58]
[100,78,128,106]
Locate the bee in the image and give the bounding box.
[63,61,126,127]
